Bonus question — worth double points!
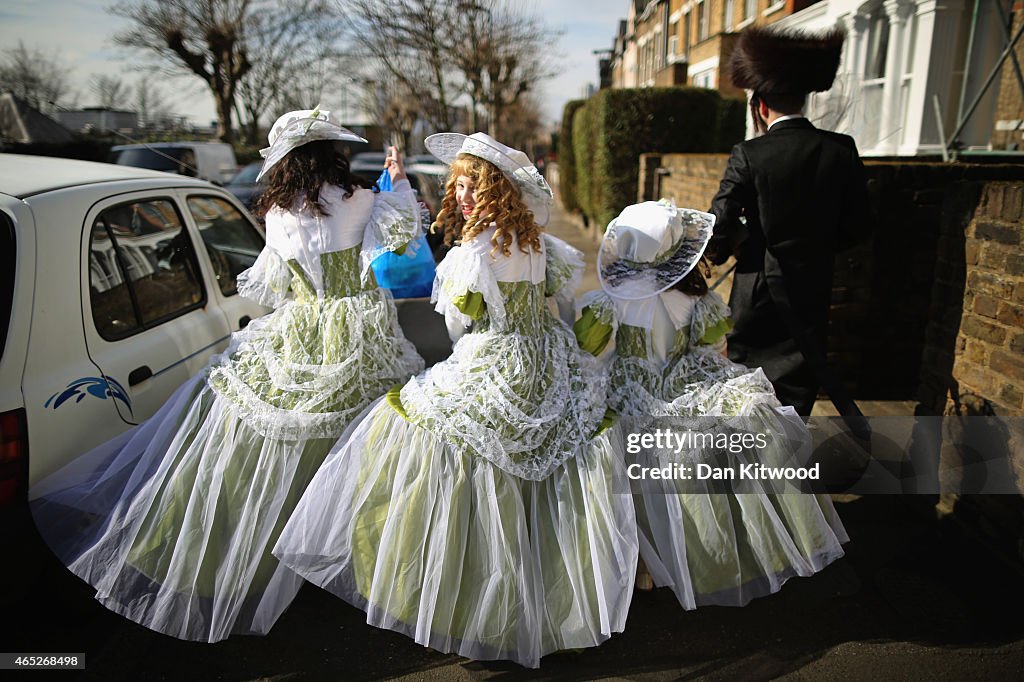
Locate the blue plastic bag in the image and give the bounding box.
[371,169,436,298]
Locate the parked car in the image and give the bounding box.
[226,160,265,211]
[110,142,239,185]
[407,163,450,261]
[0,154,269,505]
[407,154,447,170]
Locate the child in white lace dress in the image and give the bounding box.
[575,200,848,609]
[274,133,638,668]
[29,110,425,641]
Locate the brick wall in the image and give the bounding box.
[637,152,729,207]
[993,4,1024,151]
[953,183,1024,415]
[638,153,1024,412]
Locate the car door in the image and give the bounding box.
[81,191,232,426]
[180,191,269,332]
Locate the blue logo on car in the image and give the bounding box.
[45,376,133,416]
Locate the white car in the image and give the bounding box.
[110,142,239,185]
[0,154,270,503]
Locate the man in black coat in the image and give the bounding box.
[708,26,867,417]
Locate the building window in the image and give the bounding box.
[744,0,756,20]
[683,10,691,59]
[698,1,710,42]
[725,0,735,31]
[693,70,715,89]
[865,8,890,80]
[661,2,671,68]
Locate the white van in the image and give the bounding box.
[110,142,239,185]
[0,154,269,505]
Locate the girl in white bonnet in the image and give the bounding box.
[575,199,849,606]
[30,108,425,641]
[274,132,639,668]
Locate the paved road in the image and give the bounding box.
[2,189,1022,680]
[4,495,1023,680]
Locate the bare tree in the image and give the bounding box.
[110,0,255,142]
[497,92,544,152]
[234,0,346,145]
[340,0,557,139]
[456,1,559,139]
[0,41,74,112]
[92,74,131,109]
[343,0,462,131]
[135,78,170,128]
[359,74,425,152]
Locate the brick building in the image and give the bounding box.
[607,1,820,93]
[606,1,1024,156]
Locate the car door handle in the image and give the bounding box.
[239,315,252,329]
[129,366,153,386]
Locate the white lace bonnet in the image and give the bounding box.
[256,107,368,182]
[424,132,553,226]
[598,200,716,300]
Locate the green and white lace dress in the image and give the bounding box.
[575,287,848,609]
[30,181,425,642]
[274,227,638,668]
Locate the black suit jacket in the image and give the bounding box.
[708,117,867,411]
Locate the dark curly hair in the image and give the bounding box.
[672,256,711,296]
[256,140,373,218]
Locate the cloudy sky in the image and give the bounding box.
[0,0,628,129]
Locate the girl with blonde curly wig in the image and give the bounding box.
[275,133,639,668]
[432,152,543,258]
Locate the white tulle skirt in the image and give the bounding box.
[634,415,849,609]
[29,374,340,642]
[273,398,639,668]
[616,350,849,609]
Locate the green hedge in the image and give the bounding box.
[574,86,745,230]
[572,103,596,220]
[717,95,747,149]
[558,99,586,213]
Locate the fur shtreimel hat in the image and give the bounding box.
[728,26,845,95]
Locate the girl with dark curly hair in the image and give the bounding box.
[31,109,425,642]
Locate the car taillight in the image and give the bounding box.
[0,408,28,507]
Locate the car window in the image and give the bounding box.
[112,147,187,174]
[89,198,205,340]
[228,162,263,186]
[187,195,265,297]
[0,212,14,363]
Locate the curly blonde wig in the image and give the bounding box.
[430,153,543,257]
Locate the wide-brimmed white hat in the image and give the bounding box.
[598,200,716,300]
[424,131,553,226]
[256,107,367,182]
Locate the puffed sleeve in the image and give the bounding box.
[573,289,617,357]
[689,290,733,351]
[432,236,506,331]
[543,234,584,302]
[236,245,292,308]
[360,178,422,282]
